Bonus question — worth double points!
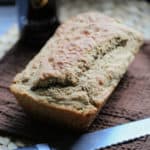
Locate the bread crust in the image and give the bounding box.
[10,12,143,130]
[11,84,97,129]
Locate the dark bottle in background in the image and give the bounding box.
[16,0,59,47]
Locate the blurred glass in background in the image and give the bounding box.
[16,0,59,47]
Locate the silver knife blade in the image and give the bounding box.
[16,118,150,150]
[71,118,150,150]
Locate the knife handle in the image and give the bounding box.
[15,144,53,150]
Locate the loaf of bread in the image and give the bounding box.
[10,12,143,130]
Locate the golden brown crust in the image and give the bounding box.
[10,84,97,130]
[10,12,143,130]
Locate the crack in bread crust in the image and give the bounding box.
[33,36,137,109]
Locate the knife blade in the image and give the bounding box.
[16,118,150,150]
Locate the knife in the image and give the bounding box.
[16,118,150,150]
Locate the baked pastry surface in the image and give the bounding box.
[10,12,143,129]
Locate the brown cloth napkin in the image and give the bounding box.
[0,41,150,150]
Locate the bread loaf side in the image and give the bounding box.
[10,12,143,129]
